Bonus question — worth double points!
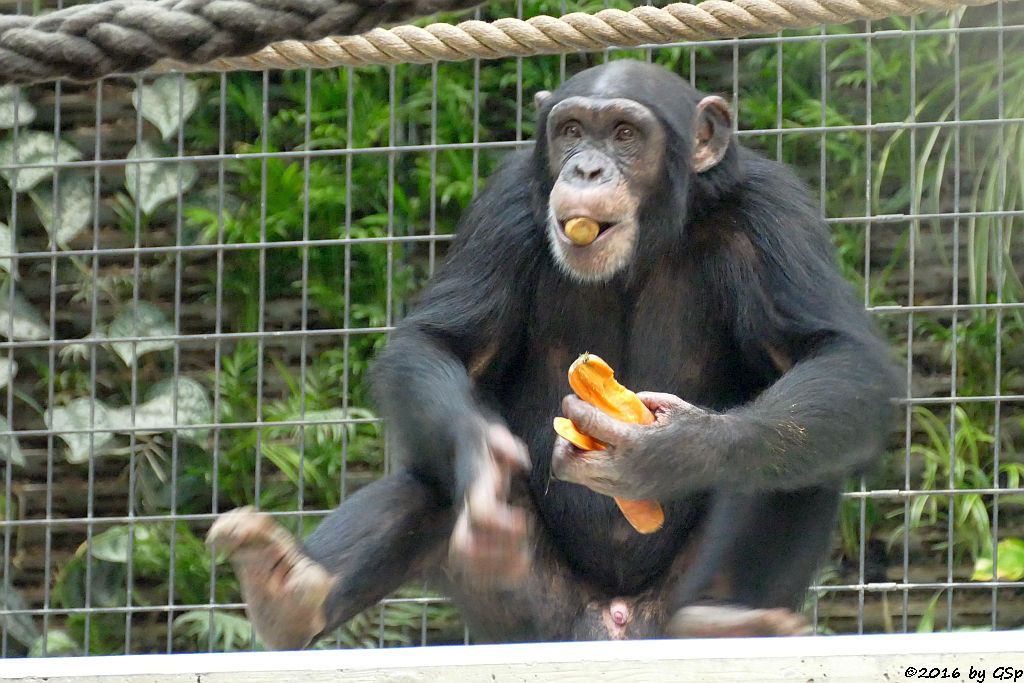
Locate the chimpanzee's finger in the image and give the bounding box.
[635,391,704,420]
[550,437,619,495]
[560,394,636,445]
[449,499,529,582]
[487,422,531,471]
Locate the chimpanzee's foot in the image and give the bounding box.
[207,507,336,650]
[448,423,532,585]
[667,604,812,638]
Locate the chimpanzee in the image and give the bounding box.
[207,59,900,649]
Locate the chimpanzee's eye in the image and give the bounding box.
[561,121,583,139]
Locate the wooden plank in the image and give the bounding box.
[3,632,1024,683]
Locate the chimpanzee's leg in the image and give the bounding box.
[207,471,453,650]
[306,472,456,633]
[207,459,608,646]
[664,486,840,637]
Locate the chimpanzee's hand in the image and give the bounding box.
[551,391,710,500]
[448,421,532,585]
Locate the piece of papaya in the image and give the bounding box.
[552,352,664,533]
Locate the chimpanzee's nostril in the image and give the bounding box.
[572,164,605,182]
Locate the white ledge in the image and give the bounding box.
[3,631,1023,682]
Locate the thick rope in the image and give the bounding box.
[2,0,1008,84]
[171,0,1005,73]
[0,0,486,84]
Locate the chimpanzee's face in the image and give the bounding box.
[541,95,667,283]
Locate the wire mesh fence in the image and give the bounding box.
[0,0,1022,658]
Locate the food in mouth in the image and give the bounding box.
[563,217,601,246]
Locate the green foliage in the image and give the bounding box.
[915,312,1023,400]
[891,406,1024,564]
[320,587,462,649]
[0,583,39,653]
[206,342,382,510]
[838,494,883,563]
[973,538,1024,582]
[53,523,233,654]
[874,30,1024,315]
[173,610,253,652]
[915,591,944,633]
[28,630,79,657]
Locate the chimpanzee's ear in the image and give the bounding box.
[534,90,552,110]
[693,96,733,174]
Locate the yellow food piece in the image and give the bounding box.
[553,416,603,450]
[564,217,600,246]
[614,499,666,534]
[567,353,655,425]
[553,353,664,534]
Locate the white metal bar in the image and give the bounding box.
[3,633,1024,682]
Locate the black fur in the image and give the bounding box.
[302,60,900,640]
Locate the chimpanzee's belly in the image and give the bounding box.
[531,470,711,594]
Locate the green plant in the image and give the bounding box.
[874,22,1024,318]
[972,538,1024,582]
[51,522,234,654]
[914,312,1024,401]
[891,406,1024,564]
[173,610,254,652]
[318,586,462,649]
[205,342,382,510]
[837,494,884,565]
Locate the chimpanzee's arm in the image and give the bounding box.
[371,153,540,502]
[557,328,898,501]
[553,162,901,500]
[651,335,896,492]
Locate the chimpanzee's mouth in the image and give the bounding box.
[557,219,618,245]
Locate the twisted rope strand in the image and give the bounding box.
[1,0,1008,84]
[0,0,484,84]
[167,0,1004,74]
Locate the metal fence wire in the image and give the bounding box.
[0,0,1022,658]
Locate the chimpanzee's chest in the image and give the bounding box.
[524,266,735,404]
[482,267,738,593]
